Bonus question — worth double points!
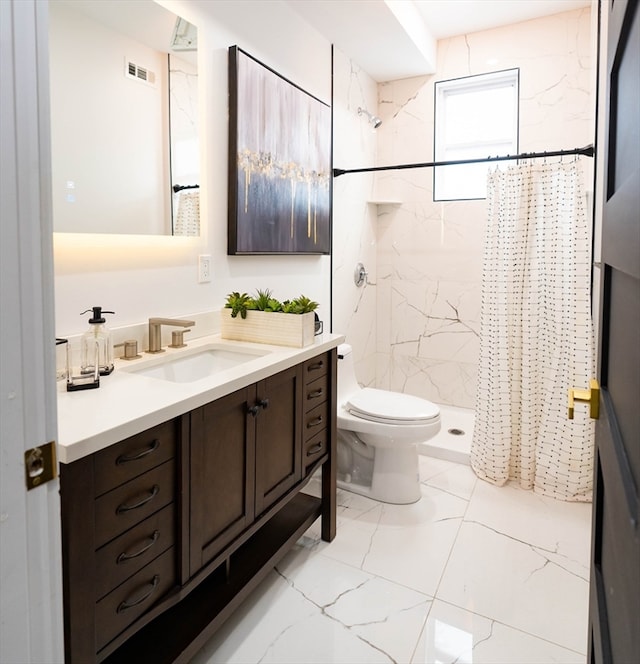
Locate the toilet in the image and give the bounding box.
[336,343,440,504]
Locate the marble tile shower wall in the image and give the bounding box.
[332,48,379,387]
[373,8,593,408]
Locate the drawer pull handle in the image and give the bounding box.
[307,442,324,455]
[116,485,160,514]
[116,439,160,465]
[117,530,160,564]
[117,575,160,613]
[307,389,323,400]
[307,361,324,372]
[307,415,324,429]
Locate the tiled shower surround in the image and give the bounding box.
[332,7,594,408]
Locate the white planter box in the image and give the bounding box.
[220,309,315,348]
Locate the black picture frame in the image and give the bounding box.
[228,46,331,255]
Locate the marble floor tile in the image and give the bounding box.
[193,545,431,664]
[419,456,477,501]
[190,569,317,664]
[193,464,591,664]
[464,479,592,574]
[412,600,585,664]
[436,521,589,654]
[357,485,468,596]
[320,574,431,663]
[277,548,432,662]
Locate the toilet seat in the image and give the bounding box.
[345,388,439,426]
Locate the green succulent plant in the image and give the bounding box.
[225,290,318,317]
[282,295,319,314]
[224,291,252,319]
[252,289,281,312]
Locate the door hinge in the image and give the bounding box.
[24,441,57,490]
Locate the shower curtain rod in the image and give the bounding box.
[332,144,595,177]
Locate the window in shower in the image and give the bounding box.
[433,68,519,201]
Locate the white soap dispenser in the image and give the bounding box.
[80,307,115,376]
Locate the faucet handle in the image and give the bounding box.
[115,339,141,360]
[168,329,190,348]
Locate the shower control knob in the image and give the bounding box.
[354,263,368,287]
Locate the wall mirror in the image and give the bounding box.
[49,0,200,236]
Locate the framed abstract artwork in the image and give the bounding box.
[228,46,331,254]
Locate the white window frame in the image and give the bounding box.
[433,69,519,201]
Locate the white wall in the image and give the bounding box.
[374,7,594,408]
[53,0,333,342]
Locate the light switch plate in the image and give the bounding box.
[198,254,211,283]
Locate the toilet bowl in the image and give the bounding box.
[336,344,440,504]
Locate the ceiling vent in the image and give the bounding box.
[125,59,156,86]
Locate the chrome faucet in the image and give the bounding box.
[147,317,196,353]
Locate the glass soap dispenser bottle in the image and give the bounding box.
[80,307,115,376]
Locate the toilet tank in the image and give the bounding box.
[337,343,361,404]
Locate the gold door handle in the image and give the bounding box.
[568,378,599,419]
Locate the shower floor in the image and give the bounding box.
[418,404,473,465]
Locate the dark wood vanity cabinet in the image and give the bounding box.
[60,348,337,663]
[60,419,180,663]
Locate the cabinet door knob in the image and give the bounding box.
[258,398,270,410]
[247,405,260,417]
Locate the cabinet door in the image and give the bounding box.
[254,365,303,516]
[189,385,256,576]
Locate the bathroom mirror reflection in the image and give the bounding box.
[49,0,200,236]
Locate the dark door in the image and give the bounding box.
[589,1,640,662]
[254,365,303,516]
[189,385,256,576]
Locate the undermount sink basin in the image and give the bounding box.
[126,345,267,383]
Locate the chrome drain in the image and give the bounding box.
[447,428,465,436]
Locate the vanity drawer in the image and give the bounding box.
[304,374,328,412]
[94,419,177,497]
[304,429,328,471]
[95,504,176,600]
[303,353,328,382]
[303,402,328,442]
[94,460,176,548]
[95,546,176,652]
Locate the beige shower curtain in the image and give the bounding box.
[471,160,595,501]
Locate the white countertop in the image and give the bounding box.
[57,332,344,464]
